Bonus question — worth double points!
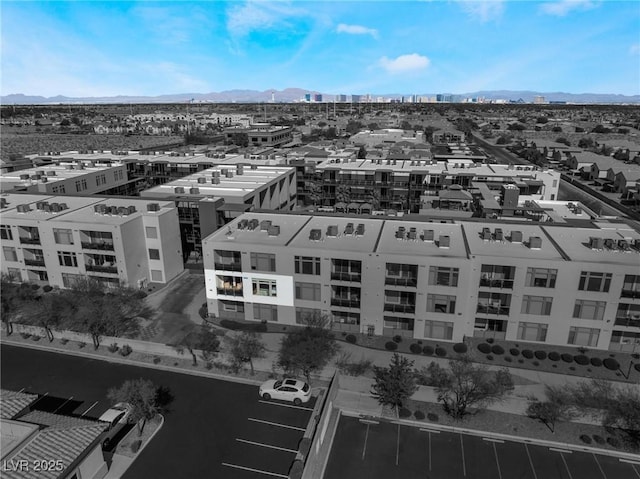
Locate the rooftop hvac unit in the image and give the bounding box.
[147,203,160,212]
[618,239,630,251]
[345,223,354,235]
[327,225,338,237]
[46,171,56,176]
[408,229,417,240]
[423,229,434,242]
[588,237,604,250]
[438,235,451,248]
[65,165,74,170]
[35,170,45,175]
[236,165,244,175]
[221,168,228,176]
[211,177,220,185]
[356,224,365,236]
[42,203,51,212]
[529,236,542,249]
[31,174,42,180]
[189,187,200,195]
[260,220,272,231]
[511,230,523,243]
[495,228,504,241]
[117,207,127,215]
[238,219,248,230]
[127,205,136,215]
[395,228,405,240]
[251,164,258,170]
[633,239,640,250]
[20,174,30,180]
[604,238,615,249]
[174,187,185,194]
[267,225,280,236]
[197,177,207,184]
[36,201,47,210]
[51,203,62,213]
[0,198,6,208]
[16,204,31,213]
[212,170,221,177]
[482,227,491,241]
[309,229,322,241]
[41,177,48,183]
[94,204,105,213]
[225,170,233,178]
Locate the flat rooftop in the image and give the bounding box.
[289,216,384,254]
[376,220,468,258]
[0,161,122,191]
[206,214,311,248]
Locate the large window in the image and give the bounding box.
[573,300,606,321]
[386,263,418,286]
[477,292,511,315]
[254,304,278,322]
[57,251,78,267]
[250,252,276,272]
[53,228,74,245]
[0,225,13,241]
[331,259,362,282]
[517,322,548,342]
[521,296,553,316]
[331,310,360,325]
[525,268,557,288]
[296,307,322,324]
[383,316,414,331]
[621,275,640,298]
[568,327,600,347]
[427,294,456,314]
[480,265,515,289]
[295,282,321,301]
[214,250,241,271]
[424,320,453,340]
[150,270,163,282]
[294,256,320,275]
[428,266,459,287]
[62,273,81,288]
[145,227,158,239]
[384,290,415,313]
[3,247,18,262]
[252,279,277,297]
[578,271,611,293]
[148,248,160,260]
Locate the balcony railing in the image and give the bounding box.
[384,303,416,314]
[479,278,514,289]
[81,242,114,251]
[331,272,361,282]
[476,304,510,315]
[24,259,46,267]
[19,237,41,245]
[330,298,361,309]
[217,288,243,297]
[86,264,118,274]
[621,290,640,299]
[214,262,242,272]
[385,277,417,287]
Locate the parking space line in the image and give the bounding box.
[80,401,99,417]
[560,453,573,479]
[459,434,467,477]
[362,423,370,460]
[592,453,607,479]
[492,441,503,479]
[221,463,288,478]
[17,388,25,393]
[236,438,297,454]
[247,418,306,431]
[524,443,539,479]
[395,424,400,466]
[52,396,73,414]
[29,392,48,407]
[359,419,379,425]
[258,400,313,411]
[633,463,640,479]
[550,448,572,454]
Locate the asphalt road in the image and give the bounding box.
[1,345,313,479]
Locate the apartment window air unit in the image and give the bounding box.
[589,237,604,250]
[528,236,542,249]
[511,230,523,243]
[309,229,322,241]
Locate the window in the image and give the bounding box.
[386,263,418,286]
[521,296,553,315]
[621,275,640,298]
[568,327,600,347]
[578,271,611,292]
[145,227,158,239]
[474,318,508,333]
[252,279,277,297]
[477,292,511,315]
[295,256,320,275]
[57,251,78,267]
[53,228,74,245]
[59,185,66,194]
[525,268,557,288]
[424,320,453,340]
[331,310,360,325]
[254,304,278,322]
[6,268,21,282]
[62,273,81,288]
[150,270,163,282]
[3,247,18,262]
[517,322,548,342]
[0,225,12,241]
[295,282,321,301]
[383,316,414,331]
[221,300,244,312]
[331,259,362,281]
[214,250,241,271]
[573,300,606,320]
[296,307,322,324]
[81,179,87,190]
[250,252,276,272]
[427,294,456,314]
[480,265,516,289]
[75,180,82,192]
[428,266,459,287]
[149,248,160,260]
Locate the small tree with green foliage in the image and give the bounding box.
[371,353,417,417]
[226,331,265,375]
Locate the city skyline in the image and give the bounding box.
[1,1,639,98]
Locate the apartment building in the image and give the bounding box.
[0,193,183,289]
[223,125,293,148]
[203,212,640,352]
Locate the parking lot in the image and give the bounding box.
[324,414,640,479]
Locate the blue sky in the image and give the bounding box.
[1,1,639,97]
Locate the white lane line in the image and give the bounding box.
[592,453,607,479]
[560,452,574,479]
[258,400,313,411]
[633,463,640,479]
[428,431,432,472]
[525,443,539,479]
[459,434,467,477]
[362,423,370,460]
[396,423,400,466]
[550,448,573,454]
[221,463,288,478]
[483,438,505,443]
[80,401,99,417]
[248,418,306,431]
[236,438,297,454]
[52,396,73,414]
[493,441,503,479]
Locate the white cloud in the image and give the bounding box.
[378,54,430,74]
[540,0,598,16]
[630,44,640,56]
[226,1,306,37]
[336,23,378,38]
[457,1,504,22]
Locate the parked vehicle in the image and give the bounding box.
[98,402,132,448]
[259,379,311,405]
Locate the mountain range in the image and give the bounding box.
[1,89,638,105]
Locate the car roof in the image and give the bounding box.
[98,403,129,422]
[283,379,305,387]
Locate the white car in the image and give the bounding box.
[259,379,311,405]
[98,402,133,448]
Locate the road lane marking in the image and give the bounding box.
[428,431,432,471]
[524,443,539,479]
[221,463,287,478]
[592,453,607,479]
[248,418,305,431]
[459,434,467,477]
[396,423,400,466]
[52,396,73,414]
[236,438,297,454]
[633,463,640,479]
[80,401,99,417]
[493,441,503,479]
[362,423,370,460]
[258,400,313,411]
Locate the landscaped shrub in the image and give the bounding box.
[561,353,573,363]
[504,356,512,363]
[423,345,434,356]
[298,438,311,457]
[289,460,304,479]
[120,345,132,357]
[60,338,68,345]
[486,338,494,344]
[20,332,31,339]
[478,343,491,354]
[427,412,439,422]
[453,343,467,354]
[108,343,119,353]
[534,350,547,360]
[548,352,560,361]
[569,366,576,371]
[606,437,620,448]
[532,361,540,366]
[31,284,40,290]
[393,335,403,343]
[410,343,422,354]
[414,410,425,420]
[552,364,557,368]
[153,356,161,364]
[43,285,53,292]
[130,439,142,453]
[435,347,447,357]
[590,357,602,367]
[491,345,504,355]
[579,435,592,444]
[635,364,640,373]
[509,348,520,356]
[220,319,267,332]
[31,335,41,341]
[77,341,86,349]
[603,358,620,371]
[574,355,589,365]
[522,350,534,359]
[345,334,357,344]
[518,359,524,364]
[198,303,208,320]
[593,435,605,445]
[385,341,398,351]
[399,407,412,418]
[486,355,494,360]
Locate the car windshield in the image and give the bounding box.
[302,383,309,392]
[273,380,283,389]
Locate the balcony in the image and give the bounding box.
[217,287,243,297]
[330,298,360,309]
[19,237,41,245]
[476,304,510,315]
[384,303,416,314]
[614,315,640,328]
[479,278,514,289]
[385,277,417,287]
[24,259,46,267]
[331,272,361,282]
[621,290,640,299]
[86,264,118,274]
[81,242,114,251]
[214,262,242,272]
